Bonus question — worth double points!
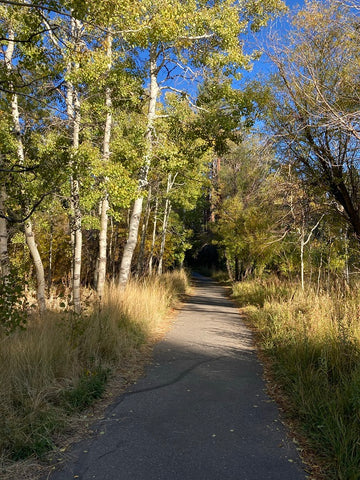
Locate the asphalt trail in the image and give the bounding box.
[49,273,307,480]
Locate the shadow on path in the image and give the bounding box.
[48,273,307,480]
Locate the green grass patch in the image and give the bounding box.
[62,367,109,412]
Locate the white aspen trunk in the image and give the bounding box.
[71,88,82,314]
[136,186,152,277]
[72,176,82,314]
[300,233,305,291]
[118,197,144,286]
[109,216,116,277]
[157,174,173,276]
[5,27,46,310]
[148,196,159,276]
[48,221,53,292]
[317,252,323,295]
[67,17,83,314]
[344,230,350,285]
[0,187,10,279]
[327,239,332,290]
[24,215,46,312]
[157,173,176,275]
[96,32,112,300]
[66,62,76,289]
[118,43,158,288]
[97,196,109,298]
[157,200,171,276]
[299,216,323,291]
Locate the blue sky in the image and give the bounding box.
[241,0,305,82]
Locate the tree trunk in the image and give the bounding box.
[225,252,234,282]
[67,17,83,314]
[48,221,53,292]
[157,198,171,275]
[118,43,158,288]
[317,252,323,295]
[149,196,159,275]
[300,233,305,290]
[137,186,152,277]
[72,177,82,314]
[0,187,10,279]
[327,241,332,290]
[234,255,240,281]
[70,84,82,314]
[109,216,116,278]
[5,27,46,310]
[96,32,112,300]
[118,197,144,286]
[97,196,109,298]
[344,230,350,285]
[158,173,175,275]
[25,216,46,312]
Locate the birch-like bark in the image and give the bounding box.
[96,32,112,300]
[157,200,171,275]
[0,187,10,279]
[66,58,76,287]
[71,88,82,314]
[299,215,323,290]
[344,229,350,285]
[148,196,159,276]
[109,216,116,277]
[97,196,109,297]
[136,186,152,277]
[300,227,305,291]
[157,174,173,275]
[48,221,53,292]
[66,17,83,314]
[72,174,82,314]
[118,43,158,288]
[24,214,46,312]
[5,27,46,311]
[317,252,323,295]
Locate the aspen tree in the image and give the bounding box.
[0,187,10,279]
[96,31,113,300]
[4,21,46,312]
[118,0,285,286]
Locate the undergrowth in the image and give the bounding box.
[232,276,360,480]
[0,270,189,467]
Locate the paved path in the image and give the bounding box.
[49,274,307,480]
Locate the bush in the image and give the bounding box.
[0,270,28,335]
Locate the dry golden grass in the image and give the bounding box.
[0,270,189,476]
[233,277,360,480]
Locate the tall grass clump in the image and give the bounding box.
[0,270,189,466]
[233,276,360,480]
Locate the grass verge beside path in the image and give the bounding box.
[0,270,189,479]
[232,277,360,480]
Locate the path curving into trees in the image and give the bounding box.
[49,273,306,480]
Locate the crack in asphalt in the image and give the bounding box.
[105,356,225,416]
[48,273,307,480]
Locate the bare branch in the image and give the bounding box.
[0,191,53,223]
[177,33,215,41]
[0,0,72,17]
[0,25,59,43]
[303,214,325,246]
